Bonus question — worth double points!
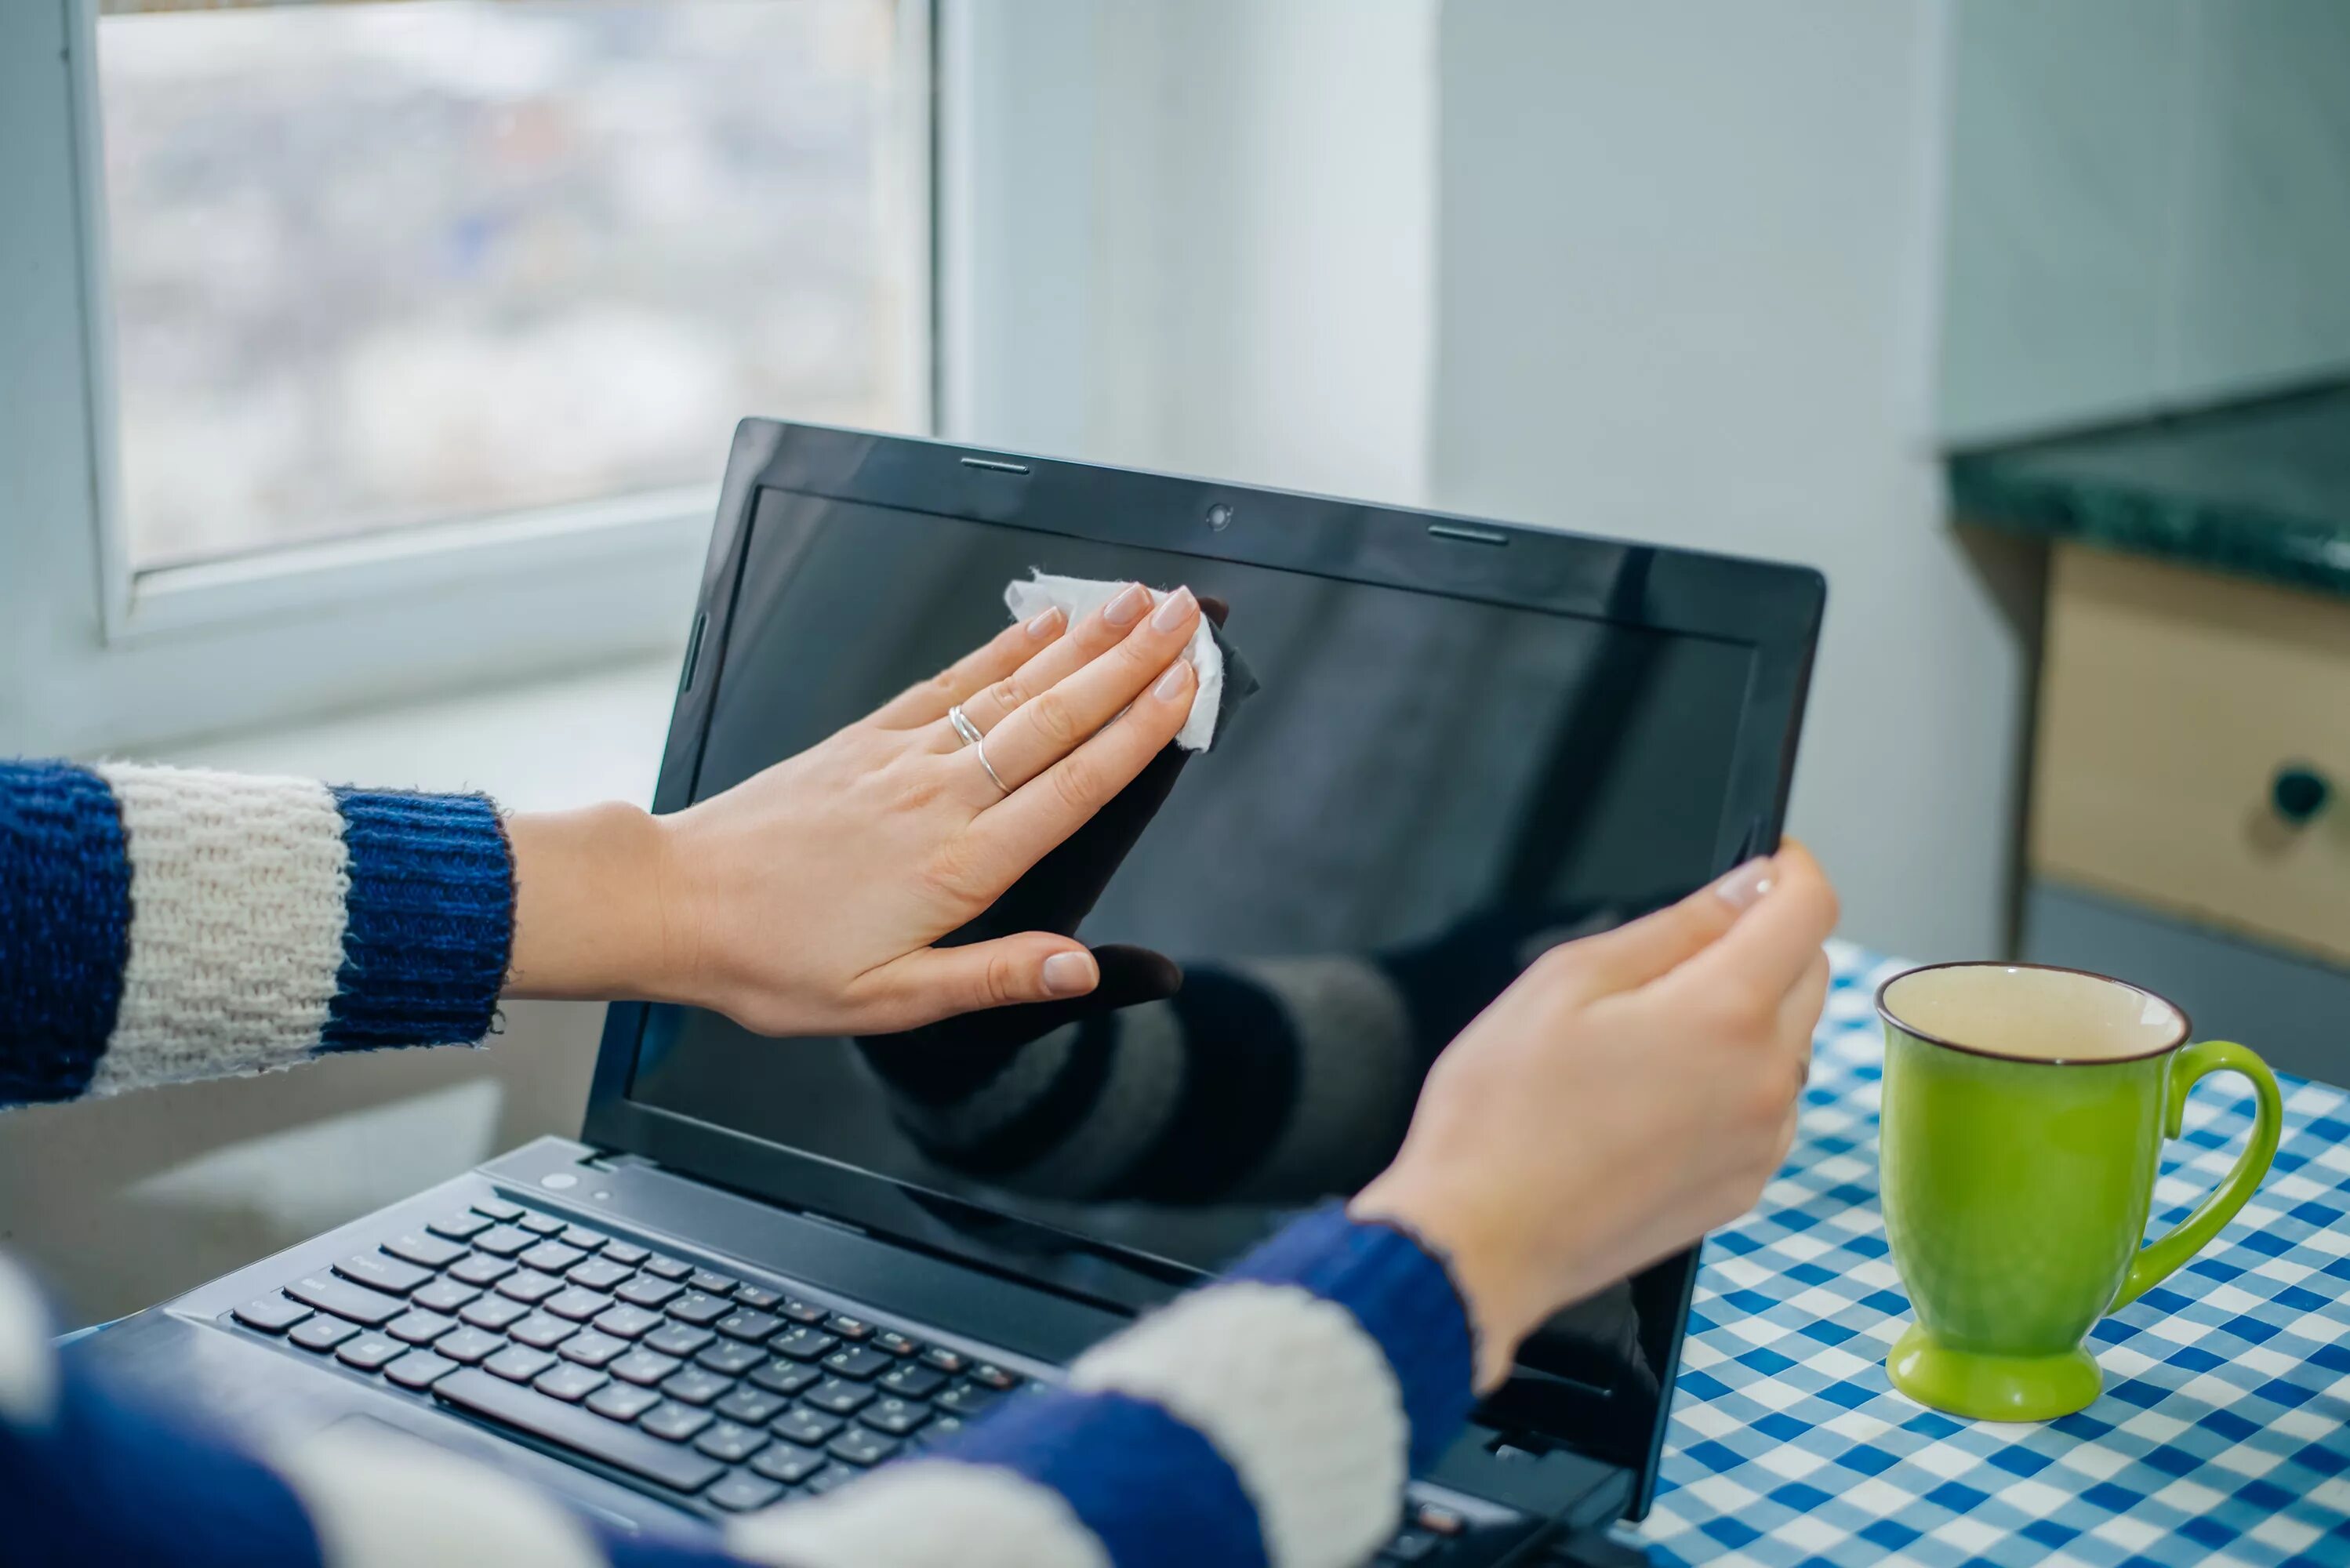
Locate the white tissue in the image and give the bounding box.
[1003,572,1226,752]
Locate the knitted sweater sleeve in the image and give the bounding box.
[0,1205,1476,1568]
[0,759,512,1106]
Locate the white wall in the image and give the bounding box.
[1941,0,2350,441]
[954,0,2025,960]
[1425,1,2024,962]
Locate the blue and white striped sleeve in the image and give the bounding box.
[0,759,513,1107]
[0,1207,1476,1568]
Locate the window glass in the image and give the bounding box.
[97,0,917,568]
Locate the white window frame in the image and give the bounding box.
[0,0,935,758]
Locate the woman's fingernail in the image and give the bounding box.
[1103,583,1148,626]
[1026,605,1064,637]
[1154,659,1194,702]
[1712,857,1777,911]
[1041,951,1096,996]
[1150,586,1197,633]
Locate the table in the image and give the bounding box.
[1635,943,2350,1567]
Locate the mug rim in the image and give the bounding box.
[1873,960,2193,1066]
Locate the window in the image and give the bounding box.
[103,1,925,571]
[0,1,929,757]
[99,0,923,569]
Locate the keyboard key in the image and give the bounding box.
[641,1255,692,1281]
[285,1274,405,1328]
[448,1254,516,1288]
[660,1367,735,1406]
[473,1225,535,1258]
[638,1403,714,1443]
[520,1214,568,1236]
[666,1292,731,1327]
[772,1327,837,1363]
[586,1383,663,1424]
[289,1316,358,1352]
[566,1258,633,1294]
[410,1279,481,1315]
[716,1309,783,1343]
[386,1310,456,1346]
[434,1369,722,1494]
[692,1420,767,1463]
[645,1323,714,1358]
[520,1242,586,1275]
[969,1363,1022,1392]
[822,1345,892,1381]
[801,1463,857,1496]
[593,1305,663,1341]
[801,1378,874,1417]
[935,1383,996,1418]
[560,1225,608,1251]
[696,1341,765,1377]
[749,1443,826,1486]
[748,1359,820,1398]
[919,1346,967,1374]
[857,1398,931,1437]
[509,1314,577,1351]
[777,1298,826,1325]
[434,1327,506,1366]
[427,1212,493,1242]
[534,1363,608,1403]
[336,1334,405,1371]
[459,1296,531,1332]
[382,1232,468,1271]
[824,1314,873,1341]
[915,1414,965,1450]
[772,1407,842,1447]
[601,1241,649,1267]
[828,1427,898,1467]
[874,1330,920,1357]
[878,1363,947,1400]
[471,1198,525,1222]
[233,1294,312,1334]
[485,1346,558,1384]
[688,1269,739,1294]
[615,1276,684,1309]
[714,1387,788,1425]
[494,1270,563,1305]
[559,1330,629,1370]
[544,1288,615,1323]
[732,1285,781,1311]
[609,1349,684,1387]
[384,1352,459,1391]
[332,1251,428,1296]
[706,1472,784,1513]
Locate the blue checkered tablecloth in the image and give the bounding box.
[1633,942,2350,1568]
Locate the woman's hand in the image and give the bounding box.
[1351,842,1839,1388]
[503,583,1205,1035]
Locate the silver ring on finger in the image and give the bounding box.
[973,735,1011,797]
[946,702,984,748]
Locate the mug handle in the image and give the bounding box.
[2109,1040,2283,1311]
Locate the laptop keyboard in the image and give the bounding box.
[224,1194,1464,1558]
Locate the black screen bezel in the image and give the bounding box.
[581,419,1824,1517]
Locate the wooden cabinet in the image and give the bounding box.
[2030,543,2350,969]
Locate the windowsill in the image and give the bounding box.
[151,651,686,812]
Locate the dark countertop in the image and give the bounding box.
[1947,382,2350,599]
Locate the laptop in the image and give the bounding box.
[68,422,1823,1566]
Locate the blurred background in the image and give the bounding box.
[2,0,2346,1319]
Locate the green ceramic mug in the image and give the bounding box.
[1876,963,2283,1421]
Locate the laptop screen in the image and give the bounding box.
[623,481,1765,1475]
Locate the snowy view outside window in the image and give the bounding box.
[97,0,918,569]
